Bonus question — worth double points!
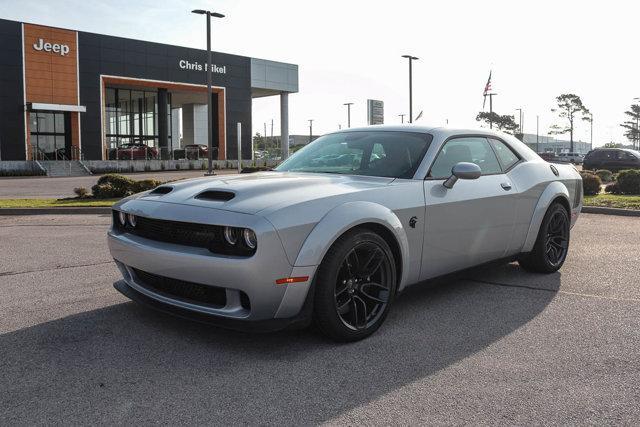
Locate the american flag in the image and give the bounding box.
[483,71,492,96]
[482,71,492,109]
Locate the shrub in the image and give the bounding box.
[616,169,640,195]
[580,171,601,196]
[73,187,89,198]
[92,174,136,199]
[595,169,613,183]
[133,179,162,193]
[604,182,621,194]
[91,183,121,199]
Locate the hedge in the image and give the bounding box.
[616,169,640,195]
[91,174,162,199]
[580,171,601,196]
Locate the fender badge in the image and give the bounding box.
[550,165,559,176]
[409,216,418,228]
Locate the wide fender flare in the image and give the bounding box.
[294,201,411,288]
[521,181,571,253]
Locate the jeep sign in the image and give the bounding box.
[32,38,70,56]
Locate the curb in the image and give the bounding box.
[582,206,640,217]
[0,207,112,215]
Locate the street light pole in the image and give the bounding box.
[589,112,593,151]
[399,114,405,124]
[343,103,353,128]
[536,115,539,153]
[308,119,314,144]
[401,55,419,123]
[516,108,523,135]
[192,9,224,176]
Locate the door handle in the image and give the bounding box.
[501,182,512,191]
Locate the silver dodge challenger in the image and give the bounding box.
[109,126,582,341]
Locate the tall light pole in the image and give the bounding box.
[308,119,314,144]
[399,114,405,124]
[536,115,539,153]
[401,55,419,123]
[192,9,225,176]
[516,108,523,135]
[343,103,353,128]
[589,112,593,151]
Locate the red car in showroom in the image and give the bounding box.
[116,143,158,160]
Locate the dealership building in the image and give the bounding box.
[0,18,298,162]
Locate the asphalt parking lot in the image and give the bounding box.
[1,213,639,424]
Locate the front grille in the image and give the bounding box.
[113,212,220,250]
[132,268,227,308]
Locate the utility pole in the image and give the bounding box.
[308,119,314,144]
[270,119,275,157]
[263,122,267,155]
[399,114,405,124]
[516,108,523,135]
[589,113,593,151]
[401,55,419,123]
[536,115,539,153]
[343,103,353,128]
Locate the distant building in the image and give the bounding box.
[282,135,321,147]
[519,133,592,154]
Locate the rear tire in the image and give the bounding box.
[313,229,397,342]
[518,202,570,273]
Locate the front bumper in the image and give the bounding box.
[108,200,317,324]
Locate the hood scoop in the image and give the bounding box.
[148,186,173,195]
[195,190,235,202]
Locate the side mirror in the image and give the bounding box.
[443,162,482,189]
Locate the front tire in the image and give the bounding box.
[313,229,397,342]
[518,202,570,273]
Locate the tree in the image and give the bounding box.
[549,94,591,153]
[620,104,640,150]
[476,111,519,134]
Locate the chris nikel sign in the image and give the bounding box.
[32,38,70,56]
[179,59,227,74]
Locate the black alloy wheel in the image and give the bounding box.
[334,242,393,331]
[518,202,570,274]
[313,229,397,342]
[544,209,569,267]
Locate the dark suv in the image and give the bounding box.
[583,148,640,172]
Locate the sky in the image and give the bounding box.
[2,0,639,146]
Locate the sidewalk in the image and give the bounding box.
[0,169,240,199]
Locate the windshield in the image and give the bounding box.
[276,131,432,178]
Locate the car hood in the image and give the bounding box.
[136,172,396,215]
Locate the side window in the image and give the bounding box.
[429,137,502,179]
[489,138,520,171]
[617,151,633,160]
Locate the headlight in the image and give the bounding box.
[118,211,126,226]
[127,213,137,227]
[223,226,239,245]
[243,228,257,249]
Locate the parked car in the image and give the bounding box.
[538,152,557,162]
[116,143,158,160]
[184,144,209,160]
[583,148,640,172]
[556,152,584,164]
[109,126,582,342]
